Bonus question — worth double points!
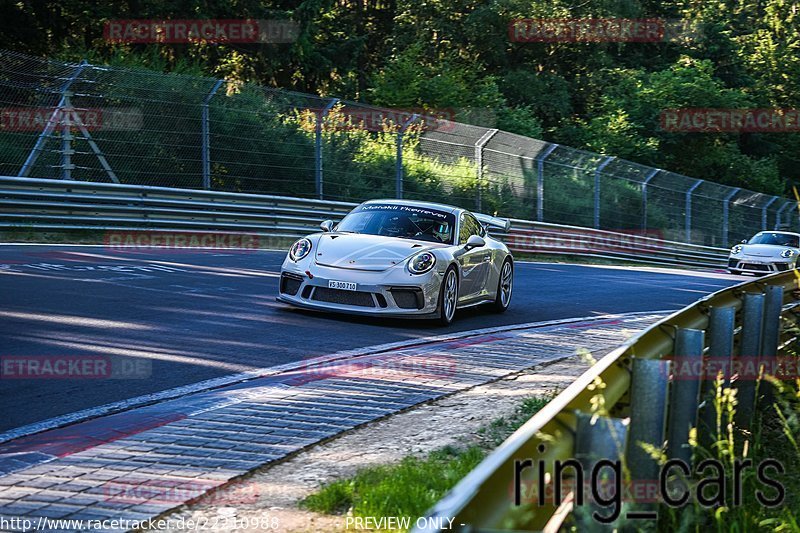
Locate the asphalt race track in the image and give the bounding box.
[0,245,741,432]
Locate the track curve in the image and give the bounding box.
[0,245,739,431]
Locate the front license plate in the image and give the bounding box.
[329,280,357,291]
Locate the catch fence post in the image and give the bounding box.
[474,129,498,212]
[641,169,661,230]
[61,91,74,180]
[535,144,558,222]
[396,114,418,199]
[774,200,792,230]
[685,179,702,243]
[315,98,338,200]
[201,79,224,190]
[762,197,778,230]
[593,156,615,229]
[722,188,740,247]
[19,59,88,177]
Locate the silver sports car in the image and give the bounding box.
[728,230,800,275]
[277,199,514,325]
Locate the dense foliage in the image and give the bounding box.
[2,0,798,196]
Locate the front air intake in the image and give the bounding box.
[390,288,424,310]
[280,273,303,296]
[311,287,376,307]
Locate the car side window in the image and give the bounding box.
[459,213,482,244]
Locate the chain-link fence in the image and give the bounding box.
[0,49,796,246]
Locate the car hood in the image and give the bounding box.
[314,233,442,271]
[738,244,797,258]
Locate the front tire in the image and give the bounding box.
[437,267,458,326]
[729,269,742,275]
[491,258,513,313]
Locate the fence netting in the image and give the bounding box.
[0,49,796,246]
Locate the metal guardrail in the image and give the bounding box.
[0,175,728,268]
[0,175,355,238]
[499,221,728,269]
[415,270,800,531]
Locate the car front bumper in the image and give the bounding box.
[728,257,795,274]
[277,261,444,318]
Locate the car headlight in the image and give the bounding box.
[731,245,743,255]
[289,238,312,261]
[408,251,436,274]
[780,249,795,259]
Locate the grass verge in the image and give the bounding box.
[301,395,550,524]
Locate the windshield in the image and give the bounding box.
[337,203,455,244]
[747,233,799,247]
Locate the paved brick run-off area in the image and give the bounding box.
[0,313,665,532]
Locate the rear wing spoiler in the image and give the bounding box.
[474,213,511,232]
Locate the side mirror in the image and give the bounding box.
[741,239,747,244]
[464,235,486,250]
[320,220,335,232]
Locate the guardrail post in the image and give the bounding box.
[626,358,670,517]
[759,286,783,407]
[315,98,338,200]
[666,328,704,467]
[536,144,558,222]
[641,169,661,230]
[735,292,765,430]
[722,188,740,247]
[685,179,703,243]
[762,197,778,230]
[574,413,627,528]
[396,114,419,199]
[19,59,88,178]
[594,156,615,229]
[699,306,735,449]
[201,79,224,190]
[474,129,498,212]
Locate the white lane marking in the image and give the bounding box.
[515,260,739,279]
[0,263,187,272]
[0,310,670,446]
[0,311,153,330]
[76,275,156,282]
